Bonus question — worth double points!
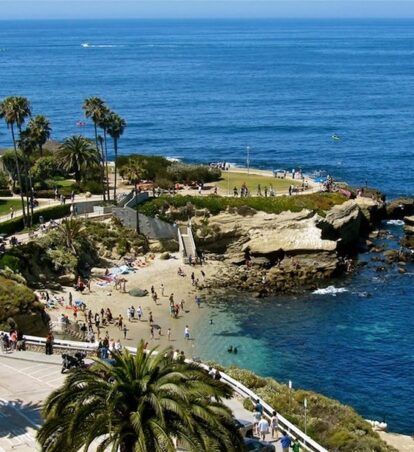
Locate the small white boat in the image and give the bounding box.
[81,43,90,48]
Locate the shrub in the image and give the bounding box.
[0,255,21,272]
[0,204,71,235]
[0,189,12,197]
[0,171,10,190]
[80,180,104,195]
[138,193,347,218]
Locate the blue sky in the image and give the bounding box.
[0,1,414,19]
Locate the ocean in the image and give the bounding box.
[1,19,414,198]
[1,19,413,433]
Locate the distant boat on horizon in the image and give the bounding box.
[81,43,90,48]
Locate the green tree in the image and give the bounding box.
[28,115,51,156]
[37,341,243,452]
[56,217,84,255]
[31,156,61,184]
[57,135,99,184]
[82,97,107,201]
[107,112,126,201]
[0,96,31,225]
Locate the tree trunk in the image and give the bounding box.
[113,139,118,203]
[10,125,27,226]
[103,129,110,202]
[94,122,106,202]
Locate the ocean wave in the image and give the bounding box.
[166,157,181,162]
[313,286,348,296]
[386,220,404,226]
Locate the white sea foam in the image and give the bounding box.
[313,286,348,296]
[386,219,404,226]
[166,157,181,162]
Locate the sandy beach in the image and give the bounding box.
[48,253,214,357]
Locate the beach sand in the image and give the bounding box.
[49,253,213,358]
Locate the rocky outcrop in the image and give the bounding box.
[386,198,414,219]
[402,215,414,249]
[196,209,344,295]
[319,200,362,249]
[354,197,385,230]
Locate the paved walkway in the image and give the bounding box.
[0,351,282,451]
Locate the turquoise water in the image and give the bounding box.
[194,223,414,434]
[1,19,413,433]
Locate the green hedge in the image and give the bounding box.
[0,204,71,235]
[0,189,13,197]
[138,193,347,218]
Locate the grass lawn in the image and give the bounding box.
[214,171,299,194]
[0,199,23,216]
[46,178,75,188]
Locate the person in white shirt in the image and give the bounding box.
[257,416,269,441]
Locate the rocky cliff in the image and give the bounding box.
[194,198,383,295]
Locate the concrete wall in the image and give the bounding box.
[113,206,177,240]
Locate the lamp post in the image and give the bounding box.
[304,397,308,435]
[246,146,250,175]
[288,380,292,412]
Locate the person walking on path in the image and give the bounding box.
[257,416,269,441]
[278,433,292,452]
[123,324,127,339]
[255,399,263,415]
[270,411,279,439]
[45,332,54,355]
[184,325,190,340]
[167,328,171,341]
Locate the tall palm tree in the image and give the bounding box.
[96,106,111,201]
[28,115,51,156]
[107,112,126,202]
[18,128,38,225]
[37,341,243,452]
[57,135,100,184]
[83,97,107,201]
[0,96,31,225]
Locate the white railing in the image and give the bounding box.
[0,332,326,452]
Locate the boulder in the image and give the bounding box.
[319,200,362,249]
[354,197,385,229]
[386,198,414,219]
[57,273,76,285]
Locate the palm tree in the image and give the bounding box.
[37,341,243,452]
[28,115,51,156]
[0,96,31,225]
[107,112,126,202]
[57,135,100,184]
[18,128,38,225]
[96,106,111,201]
[83,97,107,201]
[57,218,84,255]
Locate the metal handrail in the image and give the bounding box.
[0,332,326,452]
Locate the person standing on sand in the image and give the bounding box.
[184,325,190,340]
[123,324,127,339]
[161,284,165,296]
[150,326,154,340]
[137,306,142,321]
[149,312,154,324]
[167,328,171,341]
